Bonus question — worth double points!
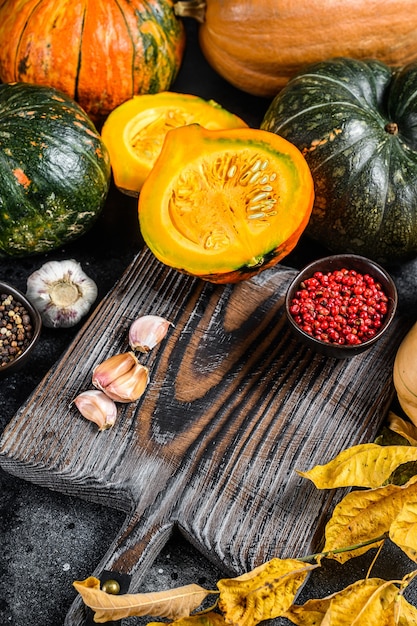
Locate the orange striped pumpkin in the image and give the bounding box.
[0,0,186,121]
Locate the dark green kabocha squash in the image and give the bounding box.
[261,57,417,264]
[0,82,111,257]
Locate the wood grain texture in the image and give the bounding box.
[0,247,408,625]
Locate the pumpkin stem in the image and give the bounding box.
[174,0,206,23]
[385,122,399,135]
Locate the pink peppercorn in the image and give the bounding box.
[289,268,389,346]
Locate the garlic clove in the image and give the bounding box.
[103,362,150,402]
[92,351,150,403]
[128,315,173,352]
[26,259,98,328]
[73,389,117,430]
[92,352,137,389]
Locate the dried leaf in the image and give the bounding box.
[388,413,417,446]
[217,557,318,626]
[322,475,417,563]
[285,578,405,625]
[73,576,212,623]
[390,500,417,562]
[297,443,417,489]
[284,595,330,625]
[396,594,417,625]
[374,423,412,447]
[147,613,227,626]
[386,461,417,487]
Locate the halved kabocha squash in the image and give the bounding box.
[101,91,248,196]
[138,124,314,283]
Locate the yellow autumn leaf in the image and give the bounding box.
[217,557,318,626]
[297,443,417,489]
[285,577,413,626]
[147,612,227,626]
[73,576,213,624]
[396,594,417,625]
[390,500,417,562]
[322,475,417,563]
[284,595,330,625]
[388,413,417,446]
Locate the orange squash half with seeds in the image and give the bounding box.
[101,92,248,196]
[138,124,314,283]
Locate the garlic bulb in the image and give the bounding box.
[26,259,98,328]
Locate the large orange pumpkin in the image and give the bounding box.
[175,0,417,98]
[0,0,186,121]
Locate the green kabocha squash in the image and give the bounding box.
[261,57,417,264]
[0,82,111,257]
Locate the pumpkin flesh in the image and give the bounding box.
[261,58,417,263]
[0,0,186,121]
[138,124,314,283]
[101,92,248,196]
[175,0,417,98]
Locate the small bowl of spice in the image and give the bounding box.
[0,281,42,376]
[285,254,398,358]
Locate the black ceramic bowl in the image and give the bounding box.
[0,281,42,377]
[285,254,398,359]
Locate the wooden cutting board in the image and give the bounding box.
[0,247,408,625]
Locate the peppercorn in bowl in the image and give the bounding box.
[285,255,398,358]
[0,281,42,376]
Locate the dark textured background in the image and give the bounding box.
[1,18,417,626]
